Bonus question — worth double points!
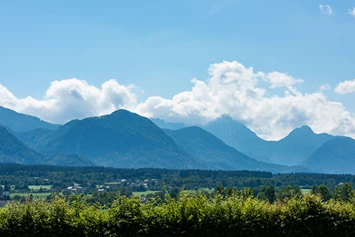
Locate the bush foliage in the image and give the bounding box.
[1,193,355,237]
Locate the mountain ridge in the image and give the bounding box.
[303,136,355,174]
[0,126,93,166]
[0,106,59,132]
[163,126,308,173]
[2,106,355,174]
[153,116,336,166]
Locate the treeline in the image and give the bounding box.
[81,182,354,206]
[1,192,355,236]
[1,163,355,193]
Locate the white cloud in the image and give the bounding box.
[1,61,355,140]
[319,84,331,92]
[0,79,138,124]
[350,8,355,17]
[334,79,355,94]
[319,4,333,15]
[263,72,304,88]
[138,61,355,140]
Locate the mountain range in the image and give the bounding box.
[14,110,209,169]
[0,106,355,174]
[163,126,306,173]
[153,117,339,167]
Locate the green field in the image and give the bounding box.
[104,182,121,185]
[10,192,52,199]
[28,185,52,190]
[133,188,214,197]
[301,189,311,194]
[132,190,161,196]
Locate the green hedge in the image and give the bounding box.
[0,194,355,237]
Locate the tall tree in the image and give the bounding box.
[317,185,332,201]
[264,186,276,203]
[333,183,354,202]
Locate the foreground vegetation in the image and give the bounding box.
[2,164,355,236]
[1,192,355,237]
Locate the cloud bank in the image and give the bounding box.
[1,61,355,140]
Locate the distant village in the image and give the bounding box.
[1,177,161,206]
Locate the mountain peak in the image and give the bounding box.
[212,115,245,128]
[205,116,256,137]
[299,125,313,131]
[294,125,314,133]
[111,109,130,114]
[286,125,315,138]
[109,109,135,117]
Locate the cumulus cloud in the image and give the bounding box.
[138,61,355,140]
[350,8,355,17]
[1,61,355,140]
[0,79,138,124]
[319,4,333,15]
[263,72,304,88]
[334,79,355,94]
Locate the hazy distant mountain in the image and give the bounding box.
[163,126,306,172]
[152,116,271,162]
[202,116,272,162]
[0,106,59,132]
[202,117,335,166]
[303,137,355,174]
[152,116,335,166]
[27,110,208,169]
[0,126,91,166]
[271,125,334,165]
[151,118,186,130]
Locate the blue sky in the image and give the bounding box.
[1,0,355,139]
